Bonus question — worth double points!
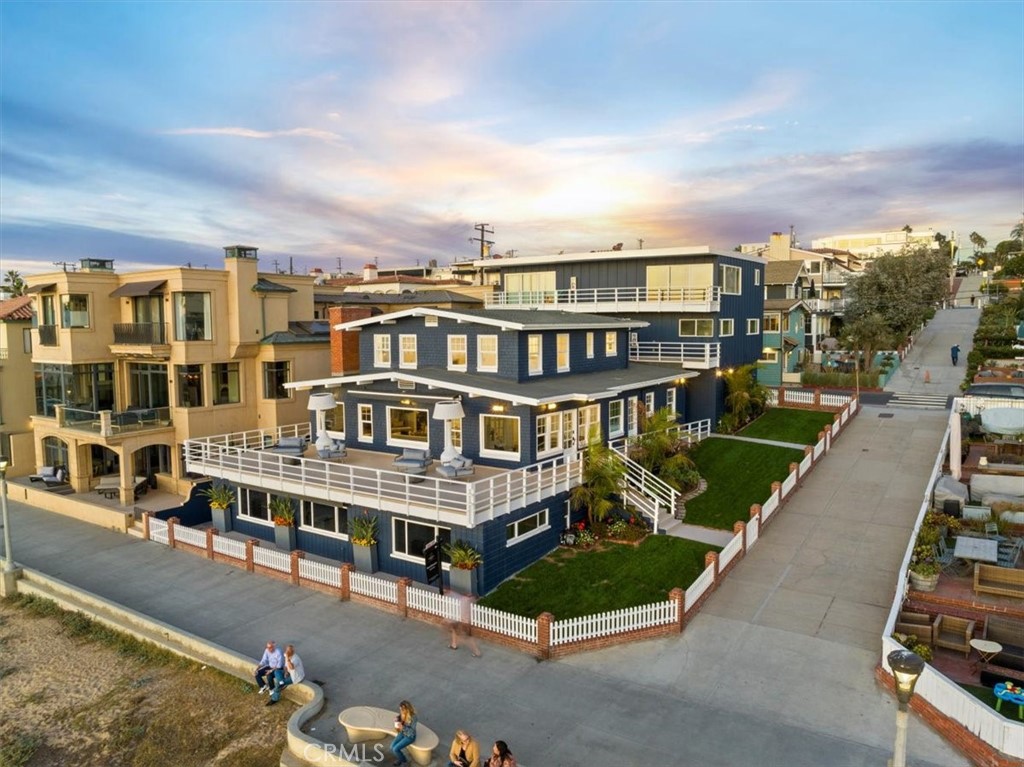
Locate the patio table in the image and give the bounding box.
[954,536,999,564]
[969,638,1003,673]
[994,682,1024,720]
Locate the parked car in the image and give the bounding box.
[955,266,969,277]
[964,383,1024,399]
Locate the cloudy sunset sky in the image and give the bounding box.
[2,1,1022,275]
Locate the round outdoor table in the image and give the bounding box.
[970,638,1003,672]
[994,683,1024,720]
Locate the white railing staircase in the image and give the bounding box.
[607,449,679,535]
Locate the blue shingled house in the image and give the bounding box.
[185,307,696,594]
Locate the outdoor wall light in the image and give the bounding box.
[491,404,505,413]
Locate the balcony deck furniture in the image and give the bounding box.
[29,466,67,488]
[954,535,999,564]
[268,436,308,456]
[337,706,438,767]
[894,610,935,645]
[317,438,347,460]
[997,538,1024,567]
[934,614,977,657]
[983,615,1024,674]
[436,455,474,479]
[974,563,1024,599]
[393,448,431,472]
[963,504,992,521]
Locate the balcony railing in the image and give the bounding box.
[804,298,847,313]
[38,325,58,346]
[629,341,721,369]
[113,322,166,345]
[486,286,721,313]
[821,270,858,285]
[184,424,582,527]
[59,406,173,435]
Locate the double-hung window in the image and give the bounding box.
[358,404,373,442]
[528,335,542,375]
[556,334,569,372]
[477,335,498,372]
[374,335,391,367]
[763,314,780,333]
[536,412,562,455]
[719,319,734,337]
[448,336,467,370]
[605,332,617,357]
[399,335,417,369]
[720,265,741,295]
[644,392,655,415]
[747,319,760,335]
[666,387,676,414]
[608,399,624,437]
[586,332,594,359]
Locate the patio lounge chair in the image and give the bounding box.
[29,466,68,488]
[934,614,976,658]
[393,448,431,472]
[436,455,474,479]
[317,438,347,460]
[268,436,307,456]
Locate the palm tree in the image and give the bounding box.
[570,442,625,524]
[1011,221,1024,241]
[629,407,698,492]
[722,365,768,429]
[2,270,25,296]
[969,232,987,255]
[902,225,913,234]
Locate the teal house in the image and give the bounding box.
[757,298,809,386]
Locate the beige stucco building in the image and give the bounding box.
[25,246,332,503]
[0,296,37,474]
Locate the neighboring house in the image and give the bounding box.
[477,245,764,424]
[184,306,696,593]
[313,289,483,322]
[0,296,37,473]
[811,228,939,259]
[24,246,332,503]
[758,299,809,387]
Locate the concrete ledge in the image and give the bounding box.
[11,568,334,767]
[14,483,132,532]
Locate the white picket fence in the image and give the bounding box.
[253,546,291,573]
[299,558,341,588]
[213,535,246,560]
[551,600,677,645]
[149,518,169,544]
[407,585,459,620]
[173,525,206,548]
[350,571,398,603]
[718,533,743,571]
[685,564,715,612]
[472,603,538,642]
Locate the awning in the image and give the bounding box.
[109,280,166,298]
[783,338,800,348]
[25,283,56,294]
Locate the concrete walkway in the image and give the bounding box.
[709,433,809,450]
[1,309,980,766]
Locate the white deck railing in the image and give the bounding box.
[486,285,721,313]
[629,341,721,369]
[184,426,582,527]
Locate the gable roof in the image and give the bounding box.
[0,295,33,321]
[764,261,805,285]
[334,306,648,332]
[763,298,808,312]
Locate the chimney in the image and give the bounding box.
[768,232,790,261]
[329,306,373,375]
[363,263,378,282]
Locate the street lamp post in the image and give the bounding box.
[888,648,926,767]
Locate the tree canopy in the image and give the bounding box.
[2,270,25,296]
[843,245,949,339]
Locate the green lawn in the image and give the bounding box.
[737,408,836,444]
[478,536,717,619]
[684,438,804,529]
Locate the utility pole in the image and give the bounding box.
[271,259,281,274]
[52,261,77,272]
[469,223,494,259]
[637,238,644,250]
[336,257,343,274]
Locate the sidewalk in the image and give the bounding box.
[1,309,977,766]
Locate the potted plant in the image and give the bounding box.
[908,544,940,592]
[269,497,296,551]
[350,512,379,573]
[200,482,235,533]
[443,539,482,595]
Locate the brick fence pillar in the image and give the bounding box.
[670,587,685,632]
[340,563,353,601]
[813,389,821,408]
[245,539,258,572]
[778,388,787,407]
[770,482,781,507]
[803,445,813,470]
[705,550,719,581]
[167,517,179,549]
[788,464,799,493]
[142,511,152,541]
[205,528,217,559]
[537,612,553,661]
[397,577,411,618]
[290,550,305,586]
[733,521,747,555]
[749,503,761,521]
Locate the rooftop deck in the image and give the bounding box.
[485,286,721,313]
